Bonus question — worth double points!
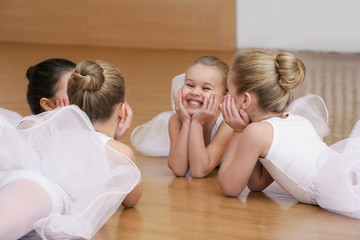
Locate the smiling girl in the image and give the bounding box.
[167,56,232,178]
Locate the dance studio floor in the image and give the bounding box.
[1,42,360,239]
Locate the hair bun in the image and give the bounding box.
[73,60,105,92]
[275,52,306,91]
[26,66,35,82]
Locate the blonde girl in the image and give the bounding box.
[168,56,233,178]
[219,49,360,219]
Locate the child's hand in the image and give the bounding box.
[192,93,220,125]
[222,94,250,132]
[175,88,191,122]
[55,97,69,108]
[115,102,133,141]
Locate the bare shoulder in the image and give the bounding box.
[245,121,272,134]
[243,121,273,157]
[107,139,136,162]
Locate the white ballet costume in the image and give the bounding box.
[0,106,141,239]
[0,107,22,129]
[260,109,360,219]
[131,73,223,157]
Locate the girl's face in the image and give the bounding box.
[182,64,225,115]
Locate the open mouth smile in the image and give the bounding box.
[186,99,203,108]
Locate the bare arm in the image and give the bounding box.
[219,94,272,196]
[247,161,273,191]
[168,113,191,176]
[188,94,232,178]
[122,184,142,208]
[188,120,232,178]
[218,124,266,196]
[107,140,142,207]
[168,88,193,176]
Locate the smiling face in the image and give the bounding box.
[182,63,225,115]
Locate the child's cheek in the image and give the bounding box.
[181,87,187,98]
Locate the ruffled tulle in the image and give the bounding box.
[131,73,184,157]
[277,95,360,218]
[0,106,141,239]
[131,111,173,157]
[0,107,22,129]
[286,94,330,139]
[315,120,360,219]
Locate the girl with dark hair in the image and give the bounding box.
[26,58,76,114]
[0,60,141,239]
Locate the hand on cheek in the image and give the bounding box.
[192,93,220,125]
[55,97,69,108]
[221,94,250,132]
[175,88,191,122]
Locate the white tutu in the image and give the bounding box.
[288,95,360,218]
[259,94,360,219]
[131,73,184,157]
[0,107,22,129]
[0,106,141,239]
[286,94,330,139]
[315,120,360,219]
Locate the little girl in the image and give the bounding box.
[26,58,76,113]
[132,56,232,178]
[168,56,233,178]
[0,58,76,128]
[26,58,132,140]
[0,60,141,239]
[219,49,360,219]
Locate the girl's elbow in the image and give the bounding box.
[190,168,209,179]
[219,183,240,197]
[218,175,242,197]
[122,198,139,208]
[168,163,187,177]
[122,185,142,208]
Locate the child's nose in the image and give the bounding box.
[190,87,201,96]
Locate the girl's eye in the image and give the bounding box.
[186,84,194,88]
[203,87,211,91]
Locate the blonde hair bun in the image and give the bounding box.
[231,49,306,112]
[68,60,125,122]
[71,60,105,92]
[275,52,306,92]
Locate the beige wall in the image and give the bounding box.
[0,0,236,50]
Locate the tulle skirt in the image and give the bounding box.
[281,95,360,218]
[131,73,184,157]
[0,106,141,239]
[0,107,22,129]
[316,120,360,219]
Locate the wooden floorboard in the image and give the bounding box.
[0,42,360,239]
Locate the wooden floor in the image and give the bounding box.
[1,42,360,239]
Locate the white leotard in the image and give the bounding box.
[260,113,360,219]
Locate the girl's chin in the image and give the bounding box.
[185,109,200,116]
